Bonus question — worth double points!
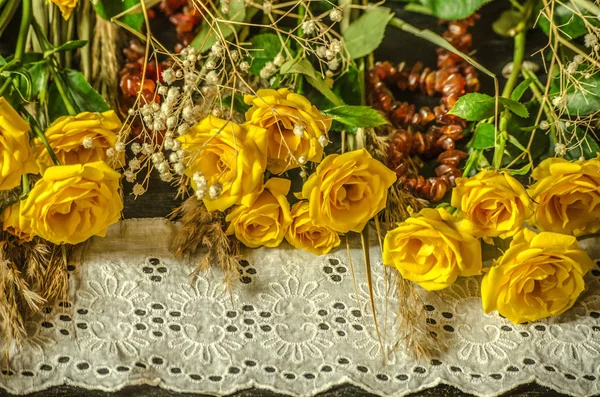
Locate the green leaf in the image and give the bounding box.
[510,77,534,101]
[537,3,598,39]
[221,93,251,114]
[505,101,551,165]
[448,93,528,121]
[247,33,290,76]
[191,0,247,53]
[44,40,88,58]
[470,123,495,149]
[565,126,600,160]
[280,59,344,106]
[492,10,521,37]
[48,69,110,121]
[499,97,528,118]
[324,106,388,128]
[93,0,144,32]
[418,0,493,20]
[507,134,527,151]
[404,4,433,15]
[333,67,362,106]
[504,163,531,176]
[560,71,600,116]
[343,7,393,59]
[448,93,495,121]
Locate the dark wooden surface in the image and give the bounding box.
[2,1,596,396]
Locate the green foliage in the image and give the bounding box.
[280,59,343,106]
[343,8,393,59]
[93,0,144,32]
[553,71,600,116]
[246,34,294,76]
[565,127,600,160]
[221,93,251,114]
[510,77,535,101]
[470,123,495,149]
[448,93,528,121]
[537,3,599,39]
[334,66,363,106]
[191,0,247,53]
[493,10,522,37]
[48,69,109,121]
[504,101,551,166]
[409,0,494,20]
[324,106,388,128]
[43,40,88,59]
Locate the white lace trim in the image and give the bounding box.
[2,219,599,397]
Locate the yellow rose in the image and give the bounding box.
[178,116,268,213]
[2,201,34,242]
[0,98,38,190]
[383,207,482,291]
[21,161,122,245]
[528,156,600,237]
[285,201,341,255]
[451,170,533,239]
[35,110,122,172]
[51,0,78,20]
[226,178,292,248]
[301,148,396,233]
[244,88,332,174]
[481,228,594,324]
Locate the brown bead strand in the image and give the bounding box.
[367,16,479,202]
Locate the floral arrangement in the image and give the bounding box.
[0,0,599,359]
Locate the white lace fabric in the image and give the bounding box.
[2,218,600,397]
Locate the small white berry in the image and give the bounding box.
[239,61,250,72]
[174,162,186,175]
[115,142,126,153]
[129,159,141,172]
[298,156,307,165]
[293,124,305,137]
[131,142,142,155]
[193,172,207,188]
[82,137,94,149]
[273,53,285,67]
[209,182,222,199]
[539,120,550,130]
[329,8,343,22]
[156,160,169,174]
[106,148,115,158]
[318,135,329,147]
[123,170,135,183]
[554,143,567,156]
[132,183,146,196]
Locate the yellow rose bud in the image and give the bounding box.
[2,201,34,242]
[528,156,600,237]
[21,161,122,245]
[451,170,533,239]
[383,207,482,291]
[301,148,396,234]
[178,116,268,213]
[226,178,292,248]
[51,0,78,20]
[0,98,38,190]
[244,88,332,174]
[35,111,122,172]
[481,228,594,324]
[285,201,341,255]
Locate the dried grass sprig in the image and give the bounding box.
[0,239,45,360]
[170,196,242,289]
